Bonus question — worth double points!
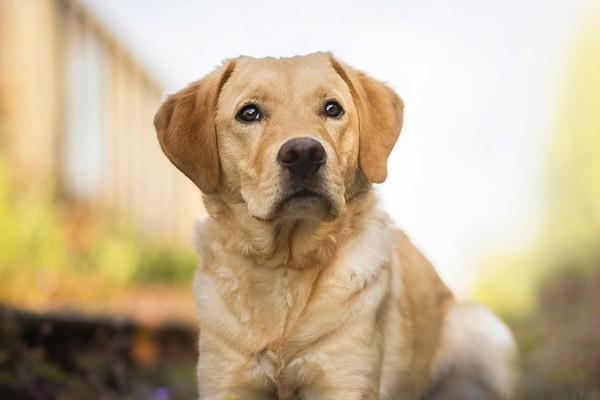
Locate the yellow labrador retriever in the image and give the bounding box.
[154,52,517,400]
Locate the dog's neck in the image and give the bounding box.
[193,190,391,348]
[198,190,379,269]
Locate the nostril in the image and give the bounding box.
[280,148,299,165]
[308,146,326,163]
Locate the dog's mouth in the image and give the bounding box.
[251,188,333,222]
[284,189,322,202]
[277,188,330,209]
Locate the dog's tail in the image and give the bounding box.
[424,303,519,400]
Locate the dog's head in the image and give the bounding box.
[154,53,403,222]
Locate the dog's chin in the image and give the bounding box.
[278,192,331,220]
[251,190,339,223]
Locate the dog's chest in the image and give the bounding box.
[196,258,321,344]
[195,214,394,396]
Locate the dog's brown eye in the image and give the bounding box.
[324,101,344,118]
[236,104,261,123]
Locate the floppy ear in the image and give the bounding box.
[154,60,235,193]
[329,55,404,183]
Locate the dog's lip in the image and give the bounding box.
[277,188,328,208]
[276,188,330,213]
[285,189,322,201]
[251,189,328,222]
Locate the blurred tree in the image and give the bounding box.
[474,10,600,315]
[543,14,600,263]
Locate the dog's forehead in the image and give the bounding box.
[230,53,346,93]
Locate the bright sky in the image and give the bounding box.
[83,0,587,294]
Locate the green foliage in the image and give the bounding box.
[0,161,68,276]
[473,12,600,397]
[473,13,600,316]
[0,156,197,308]
[543,15,600,263]
[134,247,198,284]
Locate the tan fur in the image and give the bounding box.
[155,52,517,399]
[155,60,235,193]
[329,57,404,183]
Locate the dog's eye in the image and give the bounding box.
[324,101,344,118]
[236,104,262,123]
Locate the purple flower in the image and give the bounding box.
[153,387,170,400]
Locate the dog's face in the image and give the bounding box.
[216,54,360,221]
[155,53,403,222]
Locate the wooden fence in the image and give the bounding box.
[0,0,204,243]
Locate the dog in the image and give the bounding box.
[154,52,517,400]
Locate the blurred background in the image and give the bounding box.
[0,0,598,398]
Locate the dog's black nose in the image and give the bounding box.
[277,137,326,176]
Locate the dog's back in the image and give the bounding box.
[377,231,517,399]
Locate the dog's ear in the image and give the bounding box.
[154,60,236,193]
[329,55,403,183]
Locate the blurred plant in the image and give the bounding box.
[473,11,600,315]
[513,265,600,399]
[0,155,197,310]
[0,308,197,400]
[0,159,69,278]
[472,10,600,398]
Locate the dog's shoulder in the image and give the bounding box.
[393,229,453,307]
[394,229,455,373]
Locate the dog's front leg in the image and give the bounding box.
[282,339,383,400]
[196,334,276,400]
[197,362,276,400]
